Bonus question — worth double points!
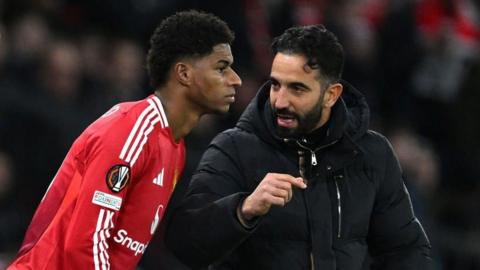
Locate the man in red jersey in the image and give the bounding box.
[8,10,241,270]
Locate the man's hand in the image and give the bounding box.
[241,173,306,220]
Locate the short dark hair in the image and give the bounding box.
[271,24,344,83]
[147,10,235,88]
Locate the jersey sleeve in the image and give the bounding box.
[60,111,147,269]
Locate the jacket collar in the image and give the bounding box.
[237,80,369,152]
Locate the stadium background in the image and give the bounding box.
[0,0,479,269]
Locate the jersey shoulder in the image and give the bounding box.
[78,95,169,167]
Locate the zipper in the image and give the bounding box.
[311,152,317,166]
[295,140,338,166]
[334,176,343,238]
[298,151,315,270]
[293,140,340,269]
[300,189,315,270]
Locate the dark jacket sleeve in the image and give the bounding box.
[165,132,255,268]
[368,136,432,270]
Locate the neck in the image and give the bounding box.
[314,107,331,131]
[154,87,202,142]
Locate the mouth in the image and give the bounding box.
[225,92,236,103]
[276,114,297,129]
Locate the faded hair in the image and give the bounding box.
[272,24,344,84]
[146,10,235,88]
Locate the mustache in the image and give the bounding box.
[273,108,298,119]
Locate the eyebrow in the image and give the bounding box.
[270,76,311,91]
[290,82,311,90]
[217,59,232,66]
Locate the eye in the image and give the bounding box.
[269,79,280,90]
[291,84,308,93]
[292,85,304,92]
[218,66,227,74]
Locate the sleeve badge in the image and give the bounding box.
[106,164,131,193]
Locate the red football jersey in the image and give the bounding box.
[8,95,185,270]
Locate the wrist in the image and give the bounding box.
[240,196,257,220]
[236,197,258,229]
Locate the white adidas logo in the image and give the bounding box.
[153,168,164,186]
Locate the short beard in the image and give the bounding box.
[273,93,325,138]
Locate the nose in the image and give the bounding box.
[229,69,242,87]
[273,87,289,109]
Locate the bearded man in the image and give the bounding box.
[166,24,432,270]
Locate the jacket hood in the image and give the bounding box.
[236,80,370,148]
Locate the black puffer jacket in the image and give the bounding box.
[166,82,432,270]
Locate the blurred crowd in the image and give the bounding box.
[0,0,479,269]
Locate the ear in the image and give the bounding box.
[323,83,343,108]
[174,62,193,86]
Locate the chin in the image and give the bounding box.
[211,105,230,115]
[276,127,299,138]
